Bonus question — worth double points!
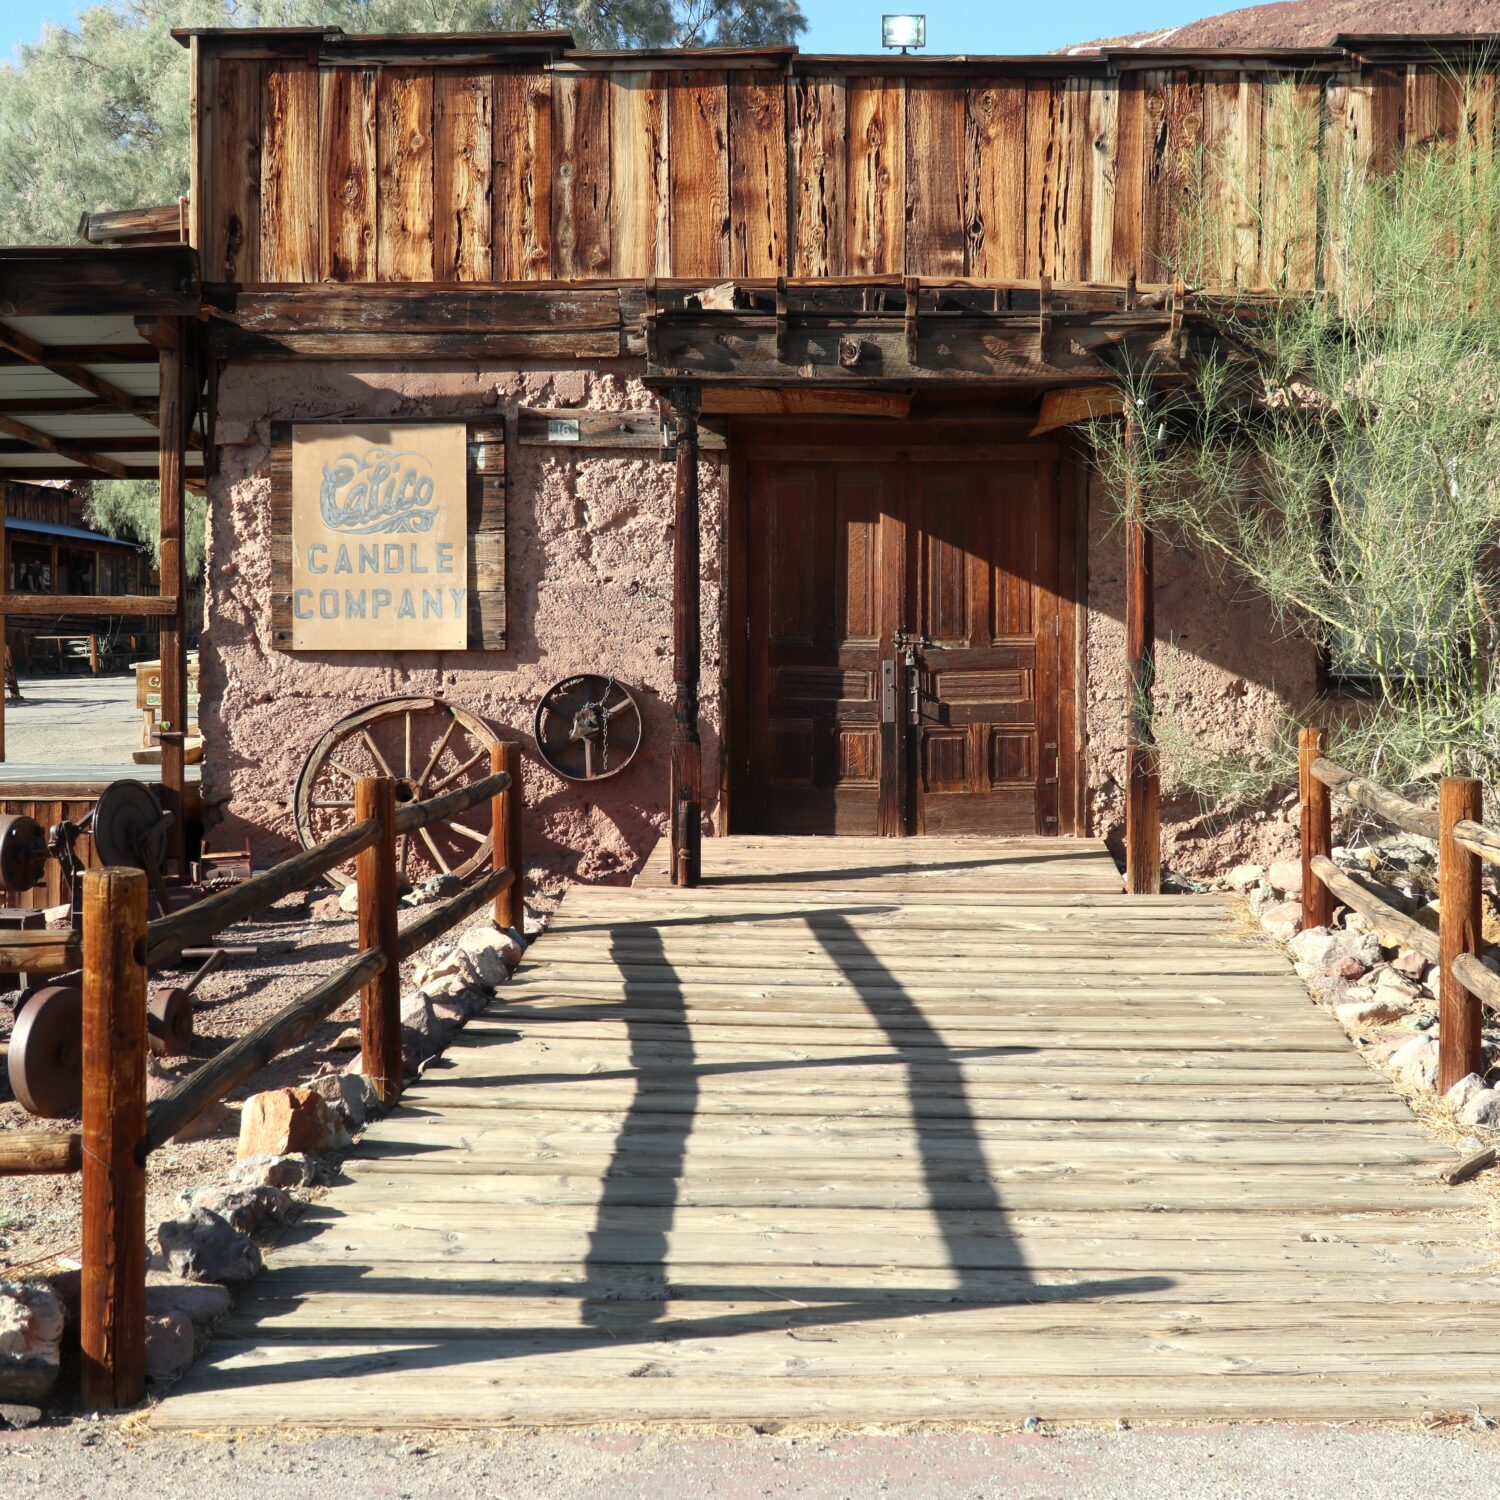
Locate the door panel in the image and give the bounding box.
[748,461,890,834]
[909,460,1048,835]
[745,443,1066,837]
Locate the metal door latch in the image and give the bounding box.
[881,659,897,723]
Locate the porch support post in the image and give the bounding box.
[668,383,702,888]
[1123,408,1160,894]
[155,318,189,877]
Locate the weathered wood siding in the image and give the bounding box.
[191,41,1498,290]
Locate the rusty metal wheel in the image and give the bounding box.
[7,984,83,1119]
[294,696,500,891]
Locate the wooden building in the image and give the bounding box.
[24,28,1490,887]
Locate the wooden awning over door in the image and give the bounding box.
[642,276,1226,394]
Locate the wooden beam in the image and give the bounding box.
[0,594,176,618]
[0,320,150,413]
[1300,727,1334,929]
[77,203,186,247]
[1030,383,1125,435]
[0,436,163,455]
[668,385,702,889]
[157,327,188,874]
[1123,409,1160,895]
[0,245,199,318]
[356,777,402,1105]
[516,407,727,451]
[698,388,913,417]
[0,411,129,479]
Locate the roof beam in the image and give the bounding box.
[0,396,156,417]
[0,410,129,479]
[0,319,200,448]
[0,436,163,454]
[0,245,199,318]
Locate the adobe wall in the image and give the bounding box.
[1084,473,1319,877]
[201,361,722,892]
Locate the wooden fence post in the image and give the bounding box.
[80,867,148,1411]
[355,776,401,1105]
[1438,776,1484,1093]
[1299,727,1333,930]
[493,742,524,932]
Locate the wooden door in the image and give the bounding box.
[743,440,1068,837]
[907,458,1058,834]
[747,459,893,834]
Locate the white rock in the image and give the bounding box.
[308,1071,377,1129]
[1225,863,1265,892]
[1267,858,1303,898]
[1373,969,1421,1002]
[337,882,360,915]
[400,993,442,1059]
[1388,1034,1439,1092]
[410,944,481,999]
[1444,1073,1490,1115]
[226,1153,317,1190]
[1259,901,1302,942]
[456,924,523,987]
[1335,998,1411,1028]
[1458,1088,1500,1129]
[0,1282,63,1404]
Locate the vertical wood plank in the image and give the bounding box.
[493,70,552,280]
[610,71,670,279]
[1087,79,1120,284]
[1110,73,1146,281]
[376,68,435,282]
[157,329,187,876]
[1406,63,1462,149]
[669,390,703,887]
[1438,777,1484,1093]
[790,75,847,277]
[965,81,1026,279]
[1140,70,1204,283]
[669,72,730,279]
[434,69,493,281]
[1259,75,1320,290]
[1026,80,1062,280]
[847,77,906,276]
[260,60,319,283]
[319,65,377,282]
[729,74,788,278]
[80,868,148,1411]
[356,776,401,1104]
[1123,414,1159,895]
[551,72,611,277]
[905,80,964,276]
[206,56,262,283]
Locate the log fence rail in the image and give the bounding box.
[0,742,525,1411]
[1297,726,1500,1094]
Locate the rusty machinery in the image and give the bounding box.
[533,675,642,782]
[0,780,218,1119]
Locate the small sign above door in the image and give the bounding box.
[289,423,469,651]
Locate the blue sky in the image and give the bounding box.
[0,1,1209,62]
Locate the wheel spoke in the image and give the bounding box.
[327,757,362,782]
[430,748,486,792]
[450,820,487,844]
[398,832,411,880]
[403,711,413,780]
[416,717,459,788]
[361,729,398,781]
[311,798,354,810]
[418,825,453,874]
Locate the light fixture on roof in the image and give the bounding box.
[881,14,926,52]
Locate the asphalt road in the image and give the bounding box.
[2,672,143,767]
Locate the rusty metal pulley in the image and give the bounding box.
[92,779,171,870]
[7,984,83,1119]
[533,675,642,782]
[0,814,47,892]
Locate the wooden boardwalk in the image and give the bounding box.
[154,837,1500,1428]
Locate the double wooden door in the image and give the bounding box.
[745,444,1070,836]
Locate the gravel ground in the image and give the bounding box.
[0,885,475,1279]
[2,1421,1500,1498]
[3,673,143,766]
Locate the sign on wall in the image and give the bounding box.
[289,423,469,650]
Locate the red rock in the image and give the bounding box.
[144,1311,195,1381]
[236,1088,351,1160]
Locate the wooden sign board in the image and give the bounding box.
[289,423,469,651]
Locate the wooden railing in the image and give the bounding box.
[0,741,525,1410]
[1298,727,1500,1095]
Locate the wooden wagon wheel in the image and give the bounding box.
[294,697,500,891]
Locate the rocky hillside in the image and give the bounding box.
[1064,1,1500,54]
